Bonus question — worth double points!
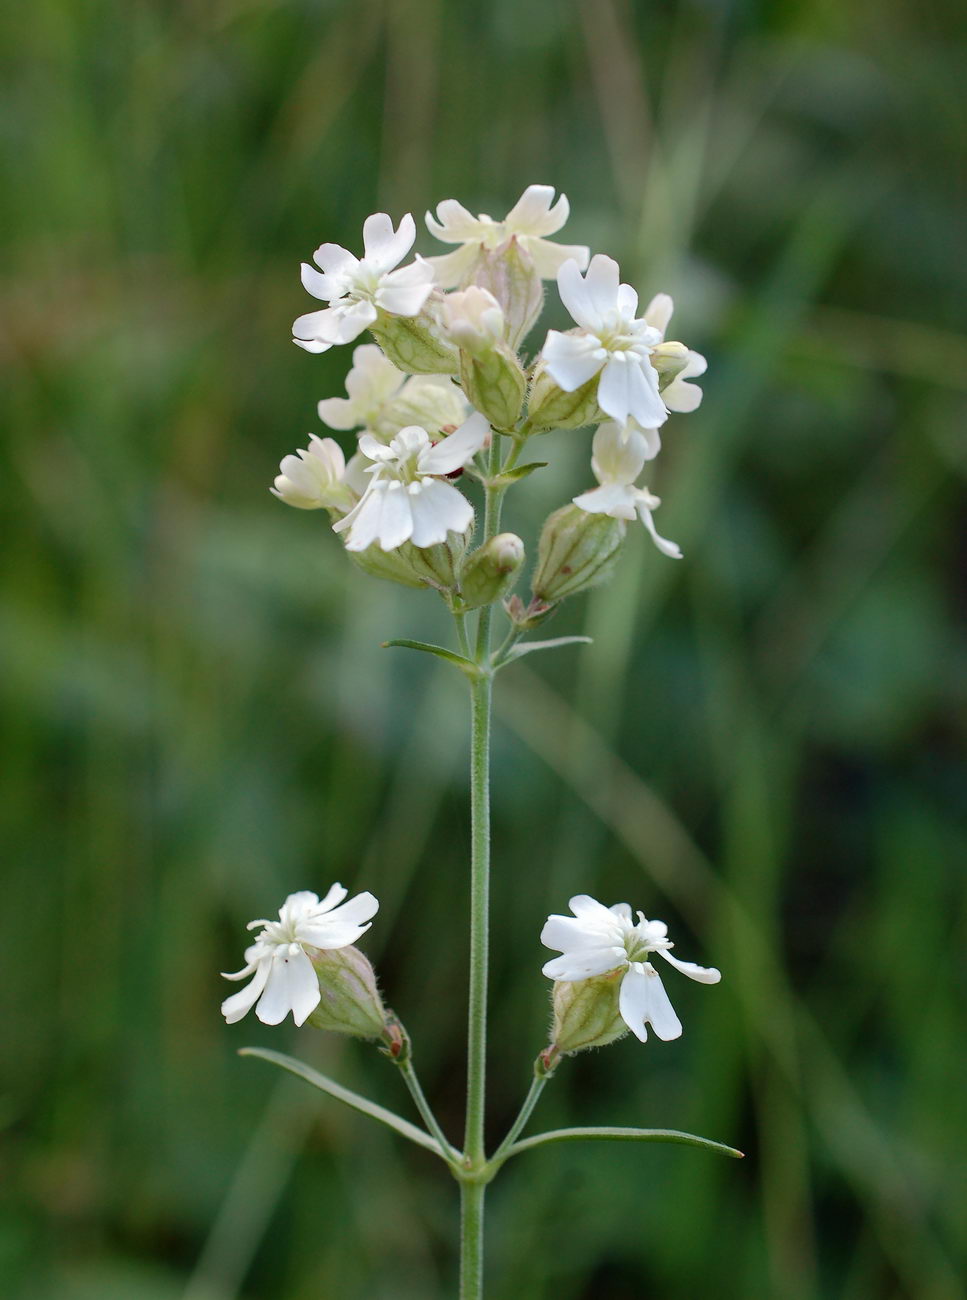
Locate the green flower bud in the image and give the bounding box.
[549,970,628,1057]
[651,340,690,389]
[459,348,526,433]
[532,504,626,602]
[527,355,604,431]
[370,302,460,376]
[471,236,544,351]
[350,529,470,594]
[306,945,389,1040]
[459,533,525,609]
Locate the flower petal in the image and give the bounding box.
[598,355,667,429]
[584,255,622,319]
[221,959,271,1023]
[504,185,568,237]
[301,262,342,302]
[407,479,473,546]
[541,914,620,952]
[644,292,674,335]
[541,331,605,392]
[316,396,358,430]
[526,237,590,279]
[362,212,415,273]
[424,244,481,288]
[542,948,628,980]
[636,495,682,559]
[656,948,721,983]
[312,243,359,278]
[557,259,605,332]
[425,199,483,244]
[619,963,683,1042]
[419,411,489,474]
[376,259,436,316]
[316,882,349,912]
[256,950,321,1026]
[590,421,648,486]
[573,483,639,519]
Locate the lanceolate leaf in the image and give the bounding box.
[497,635,592,665]
[382,639,480,677]
[239,1047,449,1159]
[502,1125,743,1162]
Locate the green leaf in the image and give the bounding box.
[490,461,547,486]
[382,639,480,677]
[502,1125,743,1161]
[497,635,592,665]
[238,1047,450,1159]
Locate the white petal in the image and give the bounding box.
[526,237,590,279]
[541,331,605,392]
[656,948,721,983]
[301,262,341,302]
[293,336,333,354]
[541,915,619,952]
[644,293,674,335]
[568,894,618,921]
[504,184,568,237]
[663,351,706,413]
[419,411,489,474]
[374,482,414,551]
[255,950,321,1027]
[221,960,271,1024]
[636,497,682,559]
[572,483,638,519]
[423,244,481,288]
[616,282,639,319]
[345,345,404,403]
[542,949,628,980]
[376,260,435,316]
[316,882,348,912]
[598,355,667,429]
[556,259,605,332]
[325,889,379,929]
[324,299,379,344]
[362,212,415,272]
[292,307,344,345]
[583,255,622,318]
[590,421,648,486]
[312,242,359,278]
[335,489,388,552]
[407,479,472,546]
[425,199,483,244]
[619,963,683,1042]
[317,396,358,430]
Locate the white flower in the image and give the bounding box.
[293,213,435,353]
[541,894,720,1043]
[221,886,379,1027]
[642,292,707,415]
[271,435,357,511]
[573,423,682,559]
[316,343,467,443]
[440,286,505,353]
[542,255,671,430]
[425,184,590,288]
[333,412,489,552]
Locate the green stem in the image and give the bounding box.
[463,671,492,1169]
[460,1181,486,1299]
[489,1073,549,1168]
[396,1057,461,1164]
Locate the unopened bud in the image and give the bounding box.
[532,504,626,602]
[527,356,604,432]
[472,236,544,350]
[548,970,628,1056]
[441,286,505,355]
[350,529,470,593]
[370,301,459,376]
[651,341,690,389]
[459,533,525,609]
[307,945,389,1040]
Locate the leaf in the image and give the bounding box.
[490,461,547,486]
[497,636,592,665]
[381,639,480,677]
[238,1047,449,1159]
[502,1125,743,1161]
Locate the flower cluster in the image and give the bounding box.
[272,184,707,605]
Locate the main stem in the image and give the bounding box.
[460,437,506,1299]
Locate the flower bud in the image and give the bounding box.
[349,529,470,594]
[527,356,604,432]
[472,236,544,350]
[651,340,690,389]
[441,286,505,355]
[370,301,460,376]
[306,944,389,1040]
[532,504,626,602]
[548,970,628,1056]
[459,533,525,609]
[272,436,356,511]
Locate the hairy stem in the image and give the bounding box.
[396,1057,461,1164]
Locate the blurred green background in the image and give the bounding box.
[3,0,965,1296]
